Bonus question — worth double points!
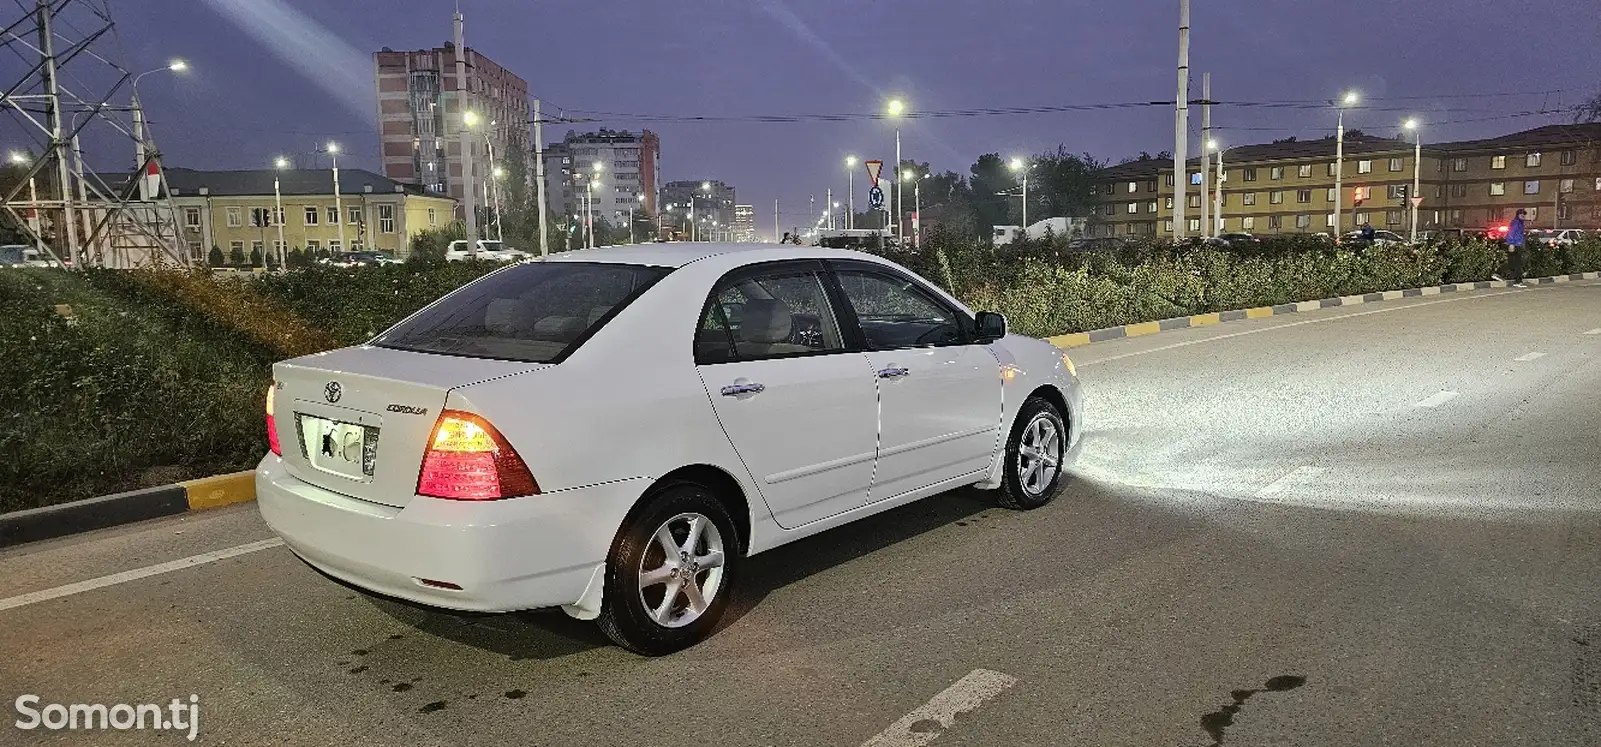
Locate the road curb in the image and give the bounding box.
[0,470,256,547]
[1047,271,1600,350]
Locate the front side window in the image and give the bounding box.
[834,268,962,350]
[377,262,670,363]
[696,267,845,364]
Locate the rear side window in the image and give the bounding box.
[374,262,668,363]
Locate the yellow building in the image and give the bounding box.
[1091,123,1601,238]
[163,167,456,263]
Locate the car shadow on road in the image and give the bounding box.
[360,485,1000,660]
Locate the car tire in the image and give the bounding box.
[991,395,1069,511]
[596,481,739,656]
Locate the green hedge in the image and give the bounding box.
[1,236,1598,513]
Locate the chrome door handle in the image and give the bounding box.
[876,366,911,379]
[720,382,766,396]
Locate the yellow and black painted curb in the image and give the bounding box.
[1046,271,1600,350]
[0,470,255,547]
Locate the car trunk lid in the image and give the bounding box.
[272,346,546,508]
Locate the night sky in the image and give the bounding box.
[94,0,1601,237]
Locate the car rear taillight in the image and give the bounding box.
[417,410,538,500]
[266,384,282,456]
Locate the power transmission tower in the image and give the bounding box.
[1,0,188,268]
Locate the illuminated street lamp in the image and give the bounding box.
[324,142,347,256]
[1008,158,1031,232]
[9,151,41,252]
[886,98,906,242]
[131,59,188,196]
[272,157,289,266]
[1403,118,1422,242]
[1332,90,1359,236]
[903,168,926,250]
[844,155,858,229]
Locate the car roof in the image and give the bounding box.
[539,241,891,269]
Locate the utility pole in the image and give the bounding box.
[453,5,476,244]
[1214,148,1225,233]
[1199,72,1211,238]
[826,187,833,229]
[773,198,779,242]
[39,0,79,266]
[534,98,549,255]
[1173,0,1191,241]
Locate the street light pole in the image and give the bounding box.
[326,142,346,256]
[273,157,288,267]
[9,152,42,254]
[1333,91,1358,238]
[845,155,857,230]
[1404,118,1422,243]
[886,99,905,242]
[1009,158,1030,234]
[129,60,186,201]
[1214,146,1225,234]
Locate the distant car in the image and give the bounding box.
[1214,232,1261,246]
[332,251,398,267]
[0,245,62,268]
[446,240,527,262]
[1528,229,1587,247]
[1342,230,1405,246]
[1065,237,1129,252]
[256,242,1083,655]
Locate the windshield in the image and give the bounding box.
[372,262,669,363]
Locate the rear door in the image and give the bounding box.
[695,261,879,529]
[828,261,1002,503]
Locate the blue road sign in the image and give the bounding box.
[868,186,885,209]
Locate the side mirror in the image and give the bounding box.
[975,311,1007,340]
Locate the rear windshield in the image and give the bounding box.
[372,261,669,363]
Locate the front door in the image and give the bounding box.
[696,262,878,529]
[830,262,1002,502]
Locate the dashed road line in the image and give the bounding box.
[1514,352,1547,362]
[860,669,1018,747]
[1585,328,1601,336]
[1255,466,1328,499]
[1414,391,1460,408]
[0,538,283,612]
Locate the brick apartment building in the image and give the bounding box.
[373,43,531,218]
[1091,123,1601,237]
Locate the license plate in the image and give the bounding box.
[297,414,377,479]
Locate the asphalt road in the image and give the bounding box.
[3,281,1599,746]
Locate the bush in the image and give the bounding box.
[207,245,224,267]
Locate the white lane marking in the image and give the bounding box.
[860,669,1018,747]
[1514,351,1546,362]
[1585,328,1601,335]
[1080,290,1521,367]
[1255,466,1327,498]
[0,538,283,612]
[1414,391,1460,408]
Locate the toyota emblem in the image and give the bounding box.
[324,381,342,403]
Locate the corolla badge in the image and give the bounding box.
[386,404,428,415]
[324,381,342,403]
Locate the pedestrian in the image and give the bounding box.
[781,231,792,245]
[1360,222,1376,242]
[1499,208,1529,287]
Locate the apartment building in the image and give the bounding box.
[164,168,456,261]
[373,42,531,213]
[732,203,757,242]
[541,129,661,225]
[660,180,737,237]
[1091,123,1601,237]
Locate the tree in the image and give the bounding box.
[968,153,1015,232]
[248,246,263,267]
[207,245,224,267]
[1025,146,1105,225]
[227,245,245,265]
[1272,136,1299,144]
[1578,90,1601,123]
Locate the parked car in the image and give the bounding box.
[1527,229,1588,247]
[0,244,62,268]
[1214,232,1262,247]
[445,240,528,262]
[1342,229,1405,246]
[257,243,1083,654]
[326,250,398,267]
[1065,237,1128,252]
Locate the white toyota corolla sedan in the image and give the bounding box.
[257,242,1083,654]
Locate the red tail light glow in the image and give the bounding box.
[417,410,538,500]
[266,384,282,456]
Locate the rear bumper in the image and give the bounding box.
[255,456,646,613]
